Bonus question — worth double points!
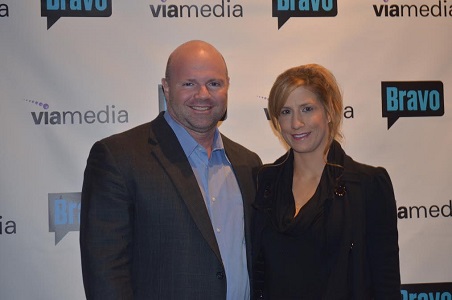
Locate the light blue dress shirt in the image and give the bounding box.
[164,112,250,300]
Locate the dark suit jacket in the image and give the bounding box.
[252,141,401,299]
[80,112,262,299]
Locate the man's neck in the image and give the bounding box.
[188,129,216,158]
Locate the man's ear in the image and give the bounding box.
[161,78,169,99]
[220,110,227,121]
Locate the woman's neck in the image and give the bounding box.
[292,150,327,180]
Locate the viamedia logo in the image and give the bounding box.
[41,0,112,30]
[149,0,243,18]
[373,0,452,18]
[0,215,17,235]
[0,2,9,18]
[381,81,444,129]
[398,200,452,219]
[259,95,354,120]
[24,99,129,125]
[49,192,81,245]
[272,0,338,29]
[401,282,452,299]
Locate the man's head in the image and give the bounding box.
[162,40,229,141]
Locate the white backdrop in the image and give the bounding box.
[1,0,451,299]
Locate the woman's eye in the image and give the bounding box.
[302,106,314,112]
[280,109,290,115]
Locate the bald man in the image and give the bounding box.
[80,40,262,299]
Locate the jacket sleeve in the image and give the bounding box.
[79,141,134,300]
[366,167,401,300]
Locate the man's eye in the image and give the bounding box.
[208,81,222,88]
[182,82,194,87]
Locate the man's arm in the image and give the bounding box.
[79,141,134,300]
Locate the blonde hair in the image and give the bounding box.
[268,64,344,149]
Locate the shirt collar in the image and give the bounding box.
[164,111,226,159]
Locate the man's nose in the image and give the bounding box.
[196,85,210,99]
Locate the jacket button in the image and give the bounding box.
[264,187,272,198]
[216,271,225,280]
[334,184,346,197]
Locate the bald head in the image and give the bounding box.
[160,40,230,149]
[164,40,228,81]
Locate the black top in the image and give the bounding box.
[252,141,401,300]
[261,178,325,298]
[258,149,344,299]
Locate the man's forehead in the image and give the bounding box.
[174,67,228,80]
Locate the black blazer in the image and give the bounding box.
[80,112,262,299]
[252,141,401,299]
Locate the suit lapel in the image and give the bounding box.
[224,141,255,211]
[148,113,222,263]
[222,136,256,269]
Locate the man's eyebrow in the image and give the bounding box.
[207,78,227,83]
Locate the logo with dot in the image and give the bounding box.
[24,99,49,110]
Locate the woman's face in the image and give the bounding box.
[278,86,330,157]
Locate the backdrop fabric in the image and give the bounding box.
[1,0,451,298]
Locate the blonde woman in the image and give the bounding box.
[252,64,401,299]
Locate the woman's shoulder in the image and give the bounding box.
[258,152,290,176]
[343,154,393,189]
[255,151,290,194]
[344,154,389,175]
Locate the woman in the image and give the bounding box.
[252,64,401,299]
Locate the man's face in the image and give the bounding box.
[162,48,229,137]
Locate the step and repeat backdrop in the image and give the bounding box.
[1,0,451,299]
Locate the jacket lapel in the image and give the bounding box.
[147,113,222,263]
[222,136,256,270]
[224,139,255,209]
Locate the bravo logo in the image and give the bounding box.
[381,81,444,129]
[41,0,112,29]
[272,0,337,29]
[48,193,81,245]
[401,282,452,300]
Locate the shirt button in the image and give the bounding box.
[216,228,221,233]
[216,271,225,280]
[212,197,216,202]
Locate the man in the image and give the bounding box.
[79,40,262,299]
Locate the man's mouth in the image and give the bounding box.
[191,106,211,111]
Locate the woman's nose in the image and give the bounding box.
[291,113,304,129]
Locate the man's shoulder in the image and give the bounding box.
[221,134,254,154]
[221,133,262,166]
[222,135,260,157]
[100,122,152,145]
[99,113,166,145]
